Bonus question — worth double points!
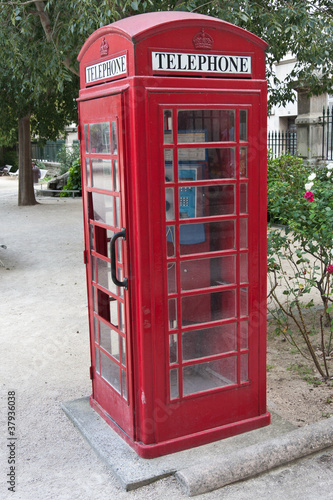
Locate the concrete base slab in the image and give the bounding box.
[62,396,296,492]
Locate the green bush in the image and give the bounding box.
[267,153,311,224]
[60,159,81,196]
[56,143,80,175]
[267,154,333,379]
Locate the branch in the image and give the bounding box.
[63,56,79,77]
[34,2,78,76]
[33,1,52,42]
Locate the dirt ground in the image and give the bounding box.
[1,176,333,499]
[267,329,333,427]
[266,236,333,427]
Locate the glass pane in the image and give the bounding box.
[111,121,117,154]
[240,218,248,249]
[164,110,173,144]
[182,290,236,326]
[166,188,175,221]
[181,255,236,291]
[95,347,100,373]
[86,159,91,187]
[241,353,249,383]
[122,370,127,400]
[165,149,174,181]
[118,270,124,300]
[178,149,235,179]
[100,321,119,360]
[169,334,178,364]
[183,357,237,395]
[89,123,111,154]
[240,110,248,141]
[94,316,98,343]
[170,368,179,399]
[195,185,235,217]
[100,351,121,393]
[240,288,248,316]
[182,324,237,360]
[115,196,121,227]
[91,159,112,191]
[180,220,235,254]
[240,253,248,283]
[207,148,235,179]
[95,226,109,257]
[177,110,235,142]
[84,124,89,153]
[92,193,114,226]
[240,184,248,214]
[166,226,175,257]
[110,298,118,328]
[240,147,247,177]
[120,336,126,367]
[91,255,96,282]
[169,298,177,329]
[168,262,177,294]
[97,289,111,322]
[107,229,114,260]
[92,286,97,312]
[178,148,206,163]
[119,302,125,332]
[96,257,116,294]
[89,224,95,250]
[113,159,119,192]
[240,321,248,349]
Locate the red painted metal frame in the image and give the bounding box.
[78,12,270,458]
[79,93,135,439]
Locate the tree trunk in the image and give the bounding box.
[18,114,36,206]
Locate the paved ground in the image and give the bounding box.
[1,176,333,499]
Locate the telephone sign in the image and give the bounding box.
[152,51,252,75]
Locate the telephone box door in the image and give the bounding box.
[148,89,267,443]
[79,93,134,438]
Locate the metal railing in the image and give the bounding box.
[322,107,333,161]
[267,131,297,158]
[31,140,66,162]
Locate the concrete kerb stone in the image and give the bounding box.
[175,417,333,496]
[62,396,333,497]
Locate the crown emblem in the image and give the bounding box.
[100,37,109,57]
[193,28,213,50]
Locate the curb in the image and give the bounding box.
[176,417,333,496]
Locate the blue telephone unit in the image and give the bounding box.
[179,169,196,219]
[178,168,205,244]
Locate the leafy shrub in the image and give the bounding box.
[56,143,80,175]
[60,159,81,196]
[267,154,333,379]
[267,153,311,224]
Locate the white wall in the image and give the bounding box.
[267,54,298,133]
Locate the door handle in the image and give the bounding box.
[110,229,128,290]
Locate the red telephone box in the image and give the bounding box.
[77,11,270,458]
